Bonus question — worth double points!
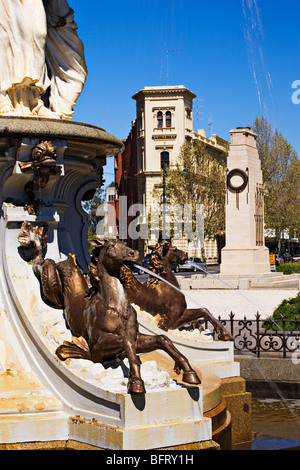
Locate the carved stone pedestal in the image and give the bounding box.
[0,117,214,450]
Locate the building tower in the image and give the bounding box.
[116,85,228,262]
[132,86,195,237]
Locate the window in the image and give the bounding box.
[160,151,169,169]
[157,111,163,128]
[166,111,172,127]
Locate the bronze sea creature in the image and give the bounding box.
[18,223,201,394]
[119,240,233,341]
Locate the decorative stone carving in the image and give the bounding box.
[19,141,62,214]
[226,168,249,210]
[255,183,264,247]
[226,168,249,193]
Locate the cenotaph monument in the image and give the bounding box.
[221,127,270,275]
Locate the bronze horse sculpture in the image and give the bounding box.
[18,222,201,394]
[119,240,232,341]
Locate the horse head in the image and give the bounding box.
[89,239,139,273]
[148,240,188,272]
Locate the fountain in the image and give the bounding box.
[0,2,251,451]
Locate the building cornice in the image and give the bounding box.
[193,131,229,152]
[152,106,176,112]
[135,170,162,177]
[132,85,197,101]
[152,134,177,140]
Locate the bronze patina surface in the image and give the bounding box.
[120,240,232,340]
[19,140,62,214]
[18,225,200,394]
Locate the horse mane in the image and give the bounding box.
[146,240,171,286]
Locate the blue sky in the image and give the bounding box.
[68,0,300,187]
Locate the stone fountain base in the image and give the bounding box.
[0,117,249,450]
[0,117,213,450]
[0,281,216,450]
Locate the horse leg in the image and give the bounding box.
[123,338,146,394]
[89,328,146,395]
[171,308,233,341]
[121,306,145,394]
[136,332,201,385]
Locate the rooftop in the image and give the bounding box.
[132,85,197,100]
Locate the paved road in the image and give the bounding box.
[184,288,300,320]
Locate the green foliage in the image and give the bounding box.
[262,292,300,331]
[276,261,300,275]
[82,187,104,214]
[87,232,99,253]
[252,116,300,239]
[82,187,104,234]
[154,140,227,240]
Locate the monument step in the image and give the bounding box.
[180,272,299,290]
[250,275,290,283]
[251,279,300,289]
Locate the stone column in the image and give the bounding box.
[221,127,270,275]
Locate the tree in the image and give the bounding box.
[81,187,104,234]
[154,140,227,241]
[82,187,104,213]
[252,116,300,241]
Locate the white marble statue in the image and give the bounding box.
[0,0,87,120]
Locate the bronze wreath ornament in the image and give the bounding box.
[227,168,248,192]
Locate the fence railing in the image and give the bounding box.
[216,313,300,358]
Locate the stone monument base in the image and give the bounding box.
[220,246,270,275]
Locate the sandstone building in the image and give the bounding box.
[114,85,229,263]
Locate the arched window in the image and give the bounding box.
[157,111,163,128]
[166,111,172,128]
[160,151,169,169]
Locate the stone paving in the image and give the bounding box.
[183,288,299,320]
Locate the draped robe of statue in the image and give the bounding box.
[0,0,87,120]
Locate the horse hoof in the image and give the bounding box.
[218,330,233,341]
[128,377,146,394]
[182,370,201,385]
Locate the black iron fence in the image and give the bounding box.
[216,313,300,358]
